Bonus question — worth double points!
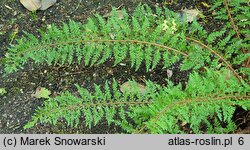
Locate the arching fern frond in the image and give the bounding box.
[24,79,154,129]
[24,69,250,134]
[3,5,189,74]
[3,4,246,83]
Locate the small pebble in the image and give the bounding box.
[167,69,173,78]
[119,63,126,66]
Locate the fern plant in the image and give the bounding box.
[1,4,249,133]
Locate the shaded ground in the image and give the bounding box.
[0,0,249,133]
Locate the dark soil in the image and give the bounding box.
[0,0,249,133]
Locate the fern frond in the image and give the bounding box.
[24,69,250,134]
[135,68,250,133]
[24,80,152,129]
[2,5,190,75]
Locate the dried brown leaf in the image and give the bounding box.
[20,0,41,11]
[120,81,145,94]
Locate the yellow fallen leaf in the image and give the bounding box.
[201,2,211,8]
[162,19,177,34]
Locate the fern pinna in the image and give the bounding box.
[2,4,249,133]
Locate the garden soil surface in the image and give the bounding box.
[0,0,249,133]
